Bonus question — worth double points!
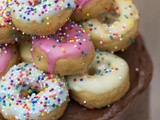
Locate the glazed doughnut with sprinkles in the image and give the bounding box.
[82,0,139,52]
[11,0,76,35]
[67,51,130,109]
[0,0,19,43]
[32,21,95,76]
[0,63,69,120]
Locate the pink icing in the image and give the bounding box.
[32,21,94,73]
[77,0,91,6]
[76,0,91,10]
[0,45,12,74]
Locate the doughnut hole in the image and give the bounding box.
[88,67,97,76]
[98,12,119,25]
[20,84,41,99]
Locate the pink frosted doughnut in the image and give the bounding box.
[71,0,112,21]
[32,21,95,76]
[0,44,19,77]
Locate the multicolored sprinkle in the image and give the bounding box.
[0,0,12,27]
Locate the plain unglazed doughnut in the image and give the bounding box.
[82,0,139,52]
[71,0,112,21]
[18,36,33,63]
[0,63,69,120]
[32,21,95,76]
[0,0,19,43]
[11,0,76,35]
[0,44,19,78]
[67,51,130,109]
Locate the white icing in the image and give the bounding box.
[0,63,68,120]
[11,0,76,23]
[0,0,12,26]
[67,51,129,94]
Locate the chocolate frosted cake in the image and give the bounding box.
[0,0,153,120]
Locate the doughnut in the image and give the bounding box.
[0,0,18,43]
[0,63,69,120]
[82,0,139,52]
[11,0,76,35]
[67,51,130,109]
[32,21,95,76]
[18,36,33,63]
[0,44,19,78]
[71,0,112,21]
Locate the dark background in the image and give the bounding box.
[135,0,160,119]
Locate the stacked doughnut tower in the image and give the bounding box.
[0,0,139,120]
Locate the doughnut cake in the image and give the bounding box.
[0,0,153,120]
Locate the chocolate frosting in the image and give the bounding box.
[0,35,153,120]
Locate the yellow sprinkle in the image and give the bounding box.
[28,90,32,94]
[128,20,134,28]
[61,48,66,53]
[113,71,116,74]
[69,40,75,42]
[121,49,125,52]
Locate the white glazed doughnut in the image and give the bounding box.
[67,51,130,109]
[82,0,139,52]
[0,0,19,44]
[11,0,76,35]
[0,63,69,120]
